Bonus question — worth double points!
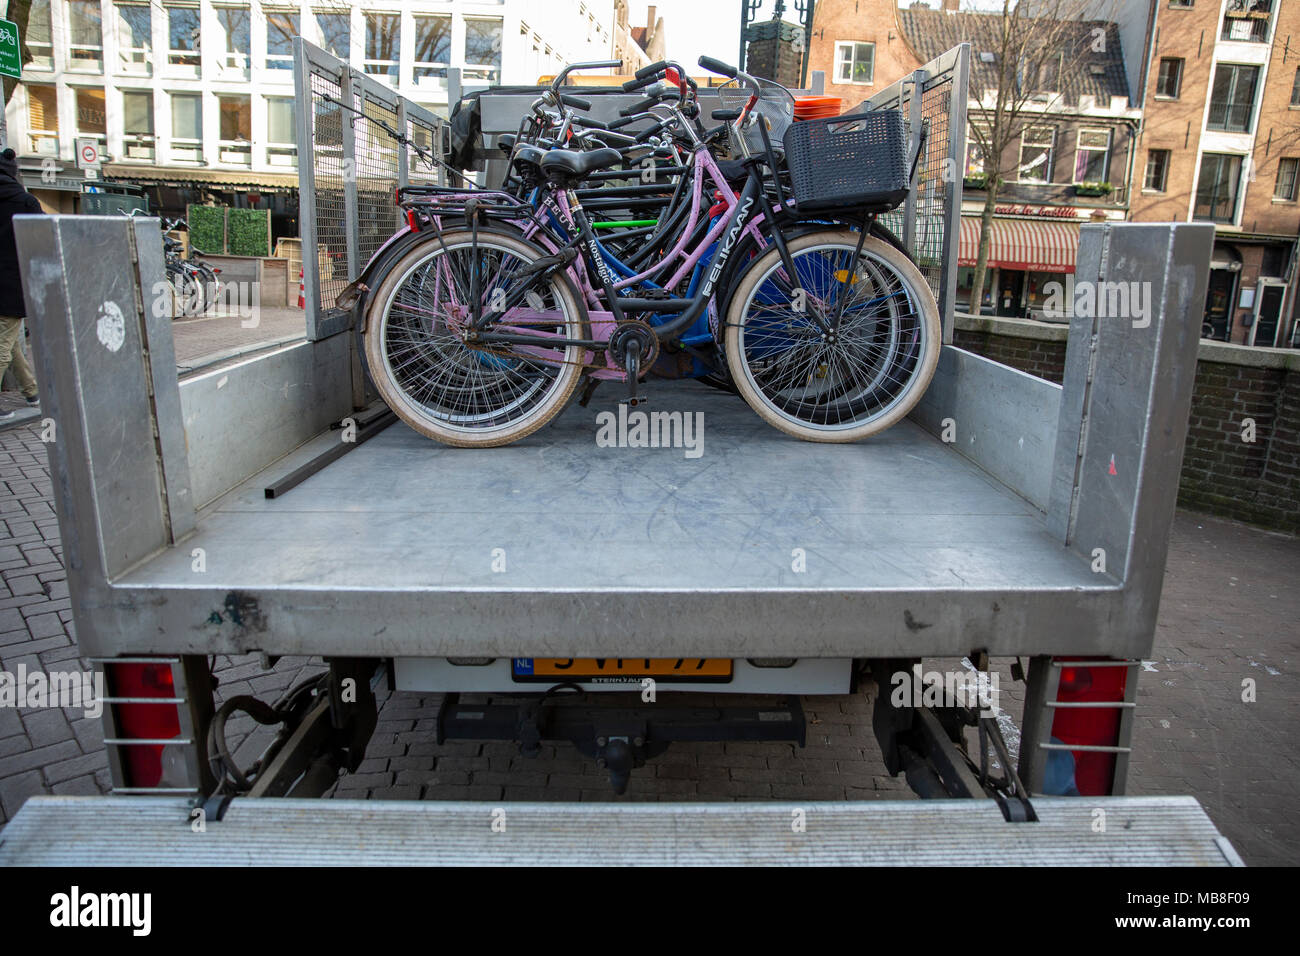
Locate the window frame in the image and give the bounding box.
[114,3,153,76]
[1143,149,1171,193]
[265,9,299,72]
[165,4,202,76]
[1206,62,1260,133]
[67,0,105,73]
[1155,57,1183,99]
[1017,125,1056,184]
[1074,127,1111,184]
[834,40,876,86]
[1193,152,1244,224]
[1274,158,1299,203]
[169,91,203,162]
[413,14,453,86]
[364,11,401,80]
[463,17,503,85]
[121,89,156,160]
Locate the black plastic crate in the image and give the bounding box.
[782,109,909,214]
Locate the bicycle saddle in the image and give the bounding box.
[540,147,623,182]
[512,144,547,169]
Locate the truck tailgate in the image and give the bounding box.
[0,795,1242,866]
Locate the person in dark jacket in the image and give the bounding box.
[0,147,43,420]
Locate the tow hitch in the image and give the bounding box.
[437,689,806,793]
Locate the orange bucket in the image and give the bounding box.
[794,96,843,120]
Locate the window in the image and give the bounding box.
[1207,63,1260,133]
[464,19,503,84]
[1074,128,1111,183]
[1221,0,1272,42]
[25,1,53,70]
[1291,67,1300,107]
[122,91,155,160]
[414,15,452,85]
[1155,58,1183,98]
[170,92,202,161]
[166,5,201,74]
[68,0,104,71]
[1276,158,1299,202]
[216,6,250,75]
[218,94,252,165]
[835,41,875,85]
[1168,0,1193,7]
[115,4,152,75]
[1018,126,1055,183]
[75,88,107,145]
[266,10,299,71]
[365,13,400,79]
[1143,149,1171,191]
[267,96,297,167]
[965,123,988,177]
[1193,153,1243,223]
[26,84,59,155]
[316,11,350,61]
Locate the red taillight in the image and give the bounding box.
[1049,658,1127,796]
[107,662,182,789]
[407,209,419,232]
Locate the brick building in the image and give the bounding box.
[1132,0,1298,347]
[807,1,1143,318]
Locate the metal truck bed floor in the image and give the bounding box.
[106,384,1119,659]
[0,795,1241,866]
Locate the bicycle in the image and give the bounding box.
[345,56,941,447]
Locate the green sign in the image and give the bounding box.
[0,19,20,80]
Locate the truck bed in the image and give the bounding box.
[105,383,1119,659]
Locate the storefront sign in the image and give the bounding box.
[993,204,1080,219]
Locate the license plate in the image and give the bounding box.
[511,658,733,684]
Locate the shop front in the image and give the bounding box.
[957,212,1086,319]
[1203,238,1296,348]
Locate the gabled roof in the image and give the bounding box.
[897,9,1131,103]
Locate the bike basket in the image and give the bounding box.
[782,109,909,214]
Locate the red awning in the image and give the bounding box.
[958,217,1079,273]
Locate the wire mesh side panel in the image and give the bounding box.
[354,91,404,285]
[309,70,350,310]
[864,45,967,337]
[911,70,954,304]
[406,118,442,185]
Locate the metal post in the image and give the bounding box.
[902,72,926,255]
[339,70,362,286]
[397,100,410,189]
[939,44,970,343]
[293,38,324,341]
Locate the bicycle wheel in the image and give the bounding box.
[723,228,940,442]
[363,228,587,447]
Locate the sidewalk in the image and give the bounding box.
[0,409,1296,863]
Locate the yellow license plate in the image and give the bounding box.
[511,658,733,683]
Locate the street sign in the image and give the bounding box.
[0,19,21,80]
[75,137,101,169]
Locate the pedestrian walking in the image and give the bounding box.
[0,147,44,421]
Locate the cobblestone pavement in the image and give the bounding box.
[0,410,1295,864]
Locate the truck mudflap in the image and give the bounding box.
[0,795,1243,866]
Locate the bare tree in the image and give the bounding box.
[2,0,34,107]
[963,0,1110,315]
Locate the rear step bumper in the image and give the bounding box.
[0,795,1243,866]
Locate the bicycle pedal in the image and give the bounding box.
[619,394,649,407]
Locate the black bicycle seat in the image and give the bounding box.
[512,144,547,169]
[497,133,517,153]
[540,148,623,182]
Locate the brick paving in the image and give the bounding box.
[0,406,1296,864]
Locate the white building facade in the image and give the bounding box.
[4,0,617,195]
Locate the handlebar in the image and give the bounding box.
[551,59,623,91]
[697,55,738,79]
[559,93,592,111]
